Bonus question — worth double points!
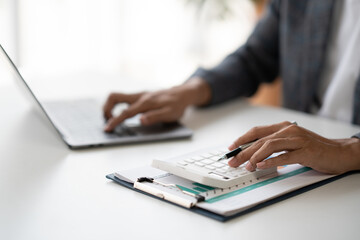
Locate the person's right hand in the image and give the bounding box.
[103,78,211,132]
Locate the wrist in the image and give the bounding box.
[179,77,212,107]
[340,138,360,172]
[171,77,211,107]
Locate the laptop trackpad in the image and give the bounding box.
[114,122,183,136]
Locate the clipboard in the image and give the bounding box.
[106,170,357,222]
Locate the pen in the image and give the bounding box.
[217,140,256,161]
[217,121,297,161]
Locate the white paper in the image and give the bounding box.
[114,164,335,216]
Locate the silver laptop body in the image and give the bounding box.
[0,45,192,149]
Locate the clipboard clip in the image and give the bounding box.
[134,177,205,208]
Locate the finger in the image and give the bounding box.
[104,100,154,132]
[229,124,303,167]
[228,137,286,168]
[246,137,305,171]
[141,107,173,125]
[103,92,143,120]
[256,150,304,169]
[228,140,260,167]
[228,121,293,150]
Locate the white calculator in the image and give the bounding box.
[151,147,277,188]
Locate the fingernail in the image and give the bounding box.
[140,116,149,126]
[104,120,112,131]
[228,158,236,167]
[257,162,265,169]
[246,162,254,171]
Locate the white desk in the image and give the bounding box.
[1,82,360,240]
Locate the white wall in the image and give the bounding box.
[1,0,256,91]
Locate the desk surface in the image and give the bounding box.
[1,82,360,240]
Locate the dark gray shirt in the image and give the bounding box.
[191,0,360,137]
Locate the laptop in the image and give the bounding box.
[0,45,192,149]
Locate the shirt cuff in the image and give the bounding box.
[352,132,360,139]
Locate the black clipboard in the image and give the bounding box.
[106,171,358,222]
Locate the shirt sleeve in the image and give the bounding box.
[190,0,281,106]
[352,133,360,139]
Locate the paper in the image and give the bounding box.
[114,164,335,216]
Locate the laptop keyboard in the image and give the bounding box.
[42,99,191,146]
[43,99,135,141]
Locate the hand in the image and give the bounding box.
[103,77,211,132]
[227,121,360,174]
[103,89,188,132]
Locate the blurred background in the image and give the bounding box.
[0,0,279,105]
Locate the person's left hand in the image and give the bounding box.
[227,121,360,175]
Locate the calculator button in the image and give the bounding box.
[209,172,229,179]
[211,162,225,168]
[194,162,205,167]
[210,156,220,161]
[201,159,214,165]
[191,156,204,161]
[209,150,223,156]
[205,165,215,170]
[221,166,233,172]
[219,159,228,164]
[177,161,188,166]
[184,158,195,163]
[200,153,213,158]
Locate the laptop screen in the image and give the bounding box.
[0,44,44,112]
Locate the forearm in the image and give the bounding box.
[175,77,212,107]
[190,0,281,106]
